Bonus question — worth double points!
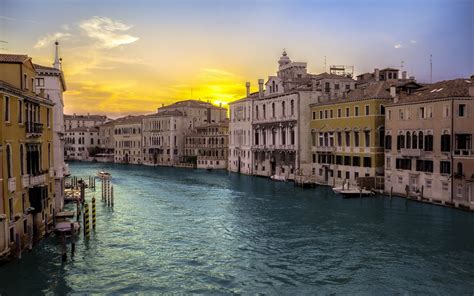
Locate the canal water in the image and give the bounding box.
[1,162,474,294]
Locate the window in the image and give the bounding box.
[345,132,350,147]
[335,83,340,90]
[418,131,424,149]
[354,132,359,147]
[47,108,50,127]
[337,108,342,118]
[406,132,411,149]
[346,107,350,117]
[426,179,432,188]
[325,110,328,119]
[272,102,275,118]
[337,132,342,146]
[380,105,385,115]
[352,156,360,166]
[330,110,333,118]
[18,100,23,124]
[263,105,266,119]
[424,134,434,151]
[441,134,451,152]
[440,161,451,174]
[388,110,391,120]
[24,74,28,89]
[282,102,285,116]
[457,162,463,176]
[312,112,316,120]
[4,96,10,122]
[290,100,294,116]
[345,84,350,90]
[36,78,45,87]
[319,110,323,119]
[344,156,351,166]
[416,160,433,173]
[419,107,426,119]
[365,105,370,115]
[6,144,12,178]
[412,132,418,149]
[355,106,359,116]
[363,157,371,167]
[365,132,370,147]
[385,135,392,150]
[386,157,391,169]
[459,104,466,117]
[396,158,412,170]
[399,109,404,120]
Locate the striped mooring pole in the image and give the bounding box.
[91,197,96,230]
[84,203,90,238]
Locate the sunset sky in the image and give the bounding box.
[1,0,472,117]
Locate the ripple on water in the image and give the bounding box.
[0,162,474,294]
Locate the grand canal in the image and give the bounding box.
[1,162,474,294]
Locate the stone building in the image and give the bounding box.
[33,41,67,212]
[157,99,227,127]
[64,113,109,131]
[384,78,474,209]
[64,126,99,161]
[0,54,55,258]
[96,120,115,162]
[184,120,229,169]
[142,110,186,166]
[229,50,356,180]
[113,116,144,164]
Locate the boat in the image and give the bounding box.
[97,170,111,178]
[270,175,287,182]
[332,185,374,198]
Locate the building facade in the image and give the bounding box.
[64,126,100,161]
[184,120,229,169]
[33,41,67,212]
[96,121,115,162]
[228,94,253,175]
[0,54,55,258]
[309,81,394,186]
[64,113,108,131]
[385,78,474,209]
[114,116,143,164]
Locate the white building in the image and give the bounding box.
[113,116,144,164]
[64,126,99,161]
[64,113,109,131]
[96,120,115,162]
[229,50,356,180]
[142,110,187,166]
[34,41,67,212]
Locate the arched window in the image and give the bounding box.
[48,143,51,168]
[282,101,286,117]
[419,131,424,149]
[385,135,392,150]
[272,128,276,145]
[20,144,24,175]
[412,132,418,149]
[378,127,385,148]
[424,134,434,151]
[272,102,275,118]
[6,144,12,178]
[290,100,295,116]
[406,131,411,149]
[457,162,463,176]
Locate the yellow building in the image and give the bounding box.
[0,54,55,258]
[309,81,394,186]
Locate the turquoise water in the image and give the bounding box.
[1,162,474,294]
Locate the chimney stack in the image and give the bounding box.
[246,82,251,97]
[374,68,380,81]
[402,71,407,80]
[390,86,397,99]
[258,79,264,98]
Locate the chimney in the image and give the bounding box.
[246,82,251,97]
[374,68,380,81]
[401,71,407,80]
[469,86,474,97]
[390,86,397,99]
[258,79,264,98]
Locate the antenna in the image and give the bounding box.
[430,54,433,83]
[0,40,8,52]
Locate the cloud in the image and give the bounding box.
[34,32,72,48]
[79,16,139,48]
[394,44,402,49]
[410,40,417,44]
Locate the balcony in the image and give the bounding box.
[29,173,46,187]
[25,122,43,137]
[454,149,474,156]
[312,146,336,153]
[400,148,422,157]
[8,177,16,193]
[22,175,30,188]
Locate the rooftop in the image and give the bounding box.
[159,99,226,110]
[398,78,474,103]
[0,54,29,63]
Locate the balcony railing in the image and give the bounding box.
[8,177,16,193]
[312,146,336,152]
[400,148,422,157]
[454,149,474,156]
[25,122,43,136]
[29,173,46,187]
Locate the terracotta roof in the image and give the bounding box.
[312,72,354,81]
[64,114,109,121]
[159,99,226,110]
[0,54,29,63]
[33,63,60,73]
[398,78,474,103]
[144,110,184,118]
[112,115,146,125]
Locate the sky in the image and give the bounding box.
[0,0,473,117]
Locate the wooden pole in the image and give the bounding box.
[111,185,114,208]
[70,222,75,257]
[92,197,96,230]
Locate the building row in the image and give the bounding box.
[0,45,67,258]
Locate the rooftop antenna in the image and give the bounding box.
[430,54,433,83]
[0,40,8,52]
